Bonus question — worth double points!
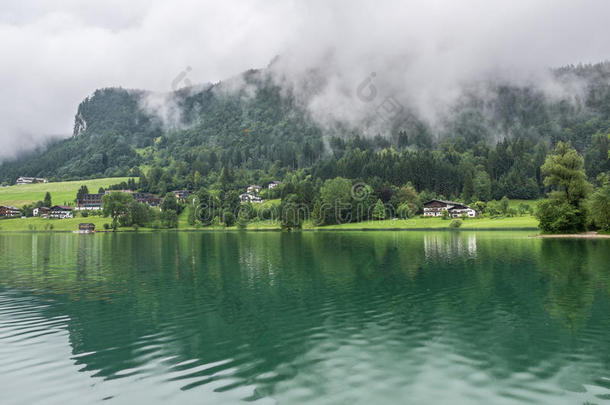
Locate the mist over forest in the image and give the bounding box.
[1,60,609,203]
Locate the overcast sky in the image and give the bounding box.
[0,0,609,160]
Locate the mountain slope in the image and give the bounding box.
[0,63,609,187]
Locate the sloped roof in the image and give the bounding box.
[424,199,472,209]
[51,205,73,210]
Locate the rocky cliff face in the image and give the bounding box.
[73,113,87,137]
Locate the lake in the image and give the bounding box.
[0,231,609,404]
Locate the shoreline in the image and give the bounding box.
[0,226,540,234]
[533,232,610,239]
[6,227,610,238]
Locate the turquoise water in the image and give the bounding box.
[0,231,609,404]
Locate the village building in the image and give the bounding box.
[247,185,261,194]
[49,205,74,219]
[0,206,21,218]
[16,177,48,185]
[240,193,263,204]
[78,223,96,233]
[134,192,162,206]
[172,190,191,201]
[268,181,282,189]
[33,207,51,217]
[76,193,104,210]
[423,200,477,218]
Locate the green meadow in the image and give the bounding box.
[306,215,539,230]
[0,213,539,232]
[0,178,131,207]
[0,216,114,232]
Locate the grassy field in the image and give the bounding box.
[306,215,539,230]
[0,178,131,207]
[0,214,539,232]
[0,216,114,232]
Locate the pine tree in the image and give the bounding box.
[76,185,89,202]
[43,192,52,207]
[373,199,386,220]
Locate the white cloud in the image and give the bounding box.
[0,0,608,159]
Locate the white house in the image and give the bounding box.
[247,185,261,194]
[49,206,73,219]
[16,177,48,185]
[268,181,281,189]
[423,200,477,218]
[240,193,263,204]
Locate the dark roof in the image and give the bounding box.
[424,199,471,208]
[51,205,73,210]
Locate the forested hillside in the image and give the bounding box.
[1,62,609,203]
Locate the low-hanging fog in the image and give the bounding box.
[0,0,609,160]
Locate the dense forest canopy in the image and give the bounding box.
[1,62,609,203]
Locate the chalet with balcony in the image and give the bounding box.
[76,193,104,210]
[423,200,477,218]
[49,205,73,219]
[0,206,21,218]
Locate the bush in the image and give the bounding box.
[161,209,178,228]
[441,210,450,220]
[535,199,586,233]
[500,196,510,214]
[449,219,462,228]
[588,181,610,231]
[486,200,502,216]
[237,217,248,229]
[222,210,235,227]
[397,203,414,219]
[81,210,89,217]
[518,203,531,216]
[237,206,250,229]
[256,204,279,221]
[472,201,486,213]
[103,223,110,230]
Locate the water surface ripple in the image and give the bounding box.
[0,232,609,404]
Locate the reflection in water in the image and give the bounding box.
[424,232,477,259]
[0,232,609,404]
